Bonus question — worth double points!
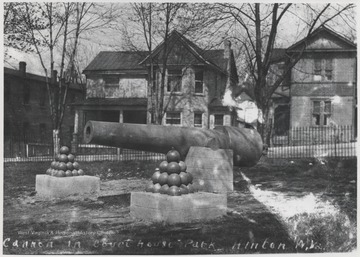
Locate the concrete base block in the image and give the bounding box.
[130,192,227,224]
[35,175,100,199]
[185,146,234,193]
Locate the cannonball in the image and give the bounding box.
[179,172,191,185]
[180,184,189,194]
[66,162,73,170]
[159,161,169,173]
[158,172,169,185]
[167,162,181,174]
[58,154,68,163]
[145,182,155,193]
[60,146,70,155]
[153,183,162,193]
[73,162,80,169]
[58,162,67,171]
[166,149,181,163]
[167,173,181,187]
[151,170,161,184]
[167,186,181,196]
[179,161,187,172]
[159,184,170,194]
[67,154,75,162]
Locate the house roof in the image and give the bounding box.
[139,30,237,80]
[83,51,149,74]
[270,26,356,63]
[270,48,287,63]
[4,67,83,91]
[287,25,356,51]
[232,83,255,100]
[209,98,229,111]
[71,97,147,107]
[84,30,238,83]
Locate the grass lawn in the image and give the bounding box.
[2,157,357,254]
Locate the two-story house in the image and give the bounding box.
[4,62,84,158]
[73,30,239,144]
[270,26,356,144]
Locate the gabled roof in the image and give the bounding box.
[287,25,356,52]
[232,82,255,100]
[270,26,356,63]
[139,30,237,81]
[83,51,148,74]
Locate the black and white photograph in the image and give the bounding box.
[2,1,357,255]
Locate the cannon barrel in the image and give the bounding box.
[84,121,263,167]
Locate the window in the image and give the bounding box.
[194,113,202,127]
[167,70,182,93]
[314,59,322,76]
[103,76,119,86]
[313,58,333,81]
[166,112,181,125]
[324,59,333,81]
[195,71,204,94]
[23,84,30,104]
[214,114,224,126]
[312,100,331,126]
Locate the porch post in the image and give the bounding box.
[119,109,124,123]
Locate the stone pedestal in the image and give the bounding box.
[35,175,100,199]
[185,146,233,193]
[130,192,227,224]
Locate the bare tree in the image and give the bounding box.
[121,3,188,124]
[122,3,229,125]
[4,2,118,155]
[218,3,355,144]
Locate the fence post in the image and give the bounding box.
[26,144,29,158]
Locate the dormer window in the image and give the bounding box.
[195,71,204,94]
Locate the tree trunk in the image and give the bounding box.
[259,107,272,147]
[53,129,60,157]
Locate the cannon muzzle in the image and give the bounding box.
[84,121,263,167]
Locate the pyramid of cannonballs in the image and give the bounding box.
[146,148,197,196]
[46,146,85,177]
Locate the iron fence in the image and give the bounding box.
[3,140,165,163]
[4,125,356,162]
[269,125,356,158]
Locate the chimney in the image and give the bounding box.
[224,39,232,60]
[51,70,58,84]
[19,62,26,76]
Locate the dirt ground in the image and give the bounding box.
[2,158,357,254]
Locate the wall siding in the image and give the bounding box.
[4,73,83,148]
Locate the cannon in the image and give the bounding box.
[84,121,263,167]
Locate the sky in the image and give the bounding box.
[3,1,358,77]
